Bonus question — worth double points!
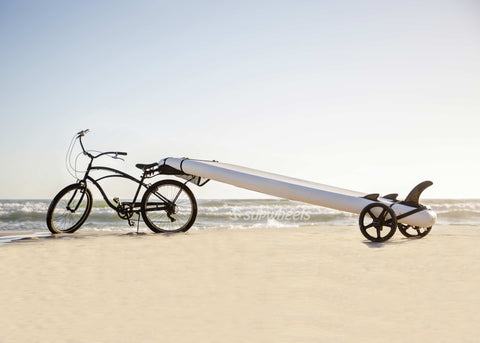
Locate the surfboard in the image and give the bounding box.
[158,158,437,228]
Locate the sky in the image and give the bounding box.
[0,0,479,200]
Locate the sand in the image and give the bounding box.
[0,225,479,342]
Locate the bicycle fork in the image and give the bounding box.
[67,185,86,213]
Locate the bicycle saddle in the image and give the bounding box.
[136,162,158,170]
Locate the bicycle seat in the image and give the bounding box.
[136,162,158,170]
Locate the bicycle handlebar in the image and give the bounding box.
[94,151,128,159]
[75,130,127,160]
[77,129,90,137]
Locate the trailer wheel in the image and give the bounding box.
[359,203,397,242]
[398,224,432,238]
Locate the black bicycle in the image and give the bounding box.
[46,130,202,234]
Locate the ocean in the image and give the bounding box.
[0,199,479,233]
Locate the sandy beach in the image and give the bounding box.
[0,225,479,342]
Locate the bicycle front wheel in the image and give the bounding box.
[46,183,93,234]
[141,179,197,233]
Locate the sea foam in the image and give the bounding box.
[0,198,478,232]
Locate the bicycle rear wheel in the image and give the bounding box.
[46,184,93,234]
[141,179,197,233]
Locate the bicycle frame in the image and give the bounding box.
[75,134,173,223]
[86,166,149,213]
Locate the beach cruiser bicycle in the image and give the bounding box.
[46,130,207,234]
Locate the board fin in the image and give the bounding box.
[404,181,433,206]
[363,193,379,201]
[383,193,398,201]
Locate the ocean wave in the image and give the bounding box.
[1,199,479,232]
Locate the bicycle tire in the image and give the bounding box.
[46,183,93,234]
[141,179,197,233]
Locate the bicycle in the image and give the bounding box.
[46,130,206,234]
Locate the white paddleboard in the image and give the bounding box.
[159,158,437,228]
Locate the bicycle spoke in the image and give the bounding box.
[47,184,92,234]
[142,180,197,233]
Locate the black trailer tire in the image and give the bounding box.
[398,224,432,238]
[359,203,397,242]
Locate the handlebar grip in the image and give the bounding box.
[117,152,127,156]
